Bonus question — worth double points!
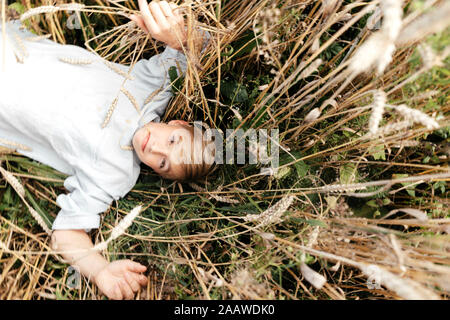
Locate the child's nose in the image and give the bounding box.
[149,143,166,155]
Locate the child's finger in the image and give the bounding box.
[133,273,148,287]
[169,2,184,24]
[169,2,181,16]
[138,0,160,34]
[130,14,149,34]
[149,1,170,29]
[126,260,147,273]
[160,1,175,20]
[125,272,141,292]
[119,279,134,300]
[114,283,123,300]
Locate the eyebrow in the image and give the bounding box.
[166,141,187,176]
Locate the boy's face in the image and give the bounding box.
[132,120,192,180]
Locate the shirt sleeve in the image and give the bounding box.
[130,45,187,124]
[52,172,114,231]
[131,31,211,124]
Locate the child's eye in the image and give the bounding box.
[159,158,166,169]
[169,135,176,144]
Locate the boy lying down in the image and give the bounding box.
[0,0,213,299]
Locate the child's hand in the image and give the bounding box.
[130,0,186,51]
[94,259,147,300]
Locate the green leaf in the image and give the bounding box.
[366,200,378,208]
[406,188,416,197]
[294,160,310,178]
[220,80,248,104]
[289,217,328,228]
[274,166,291,180]
[340,163,358,184]
[394,174,416,197]
[368,144,386,160]
[220,45,234,57]
[168,66,183,93]
[250,103,270,127]
[25,189,53,229]
[433,181,446,194]
[302,253,315,264]
[3,186,13,205]
[9,2,26,14]
[305,219,328,228]
[231,31,259,58]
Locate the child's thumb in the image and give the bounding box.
[129,14,149,34]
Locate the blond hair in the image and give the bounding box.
[176,124,216,182]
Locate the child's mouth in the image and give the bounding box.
[142,131,150,152]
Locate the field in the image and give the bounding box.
[0,0,449,300]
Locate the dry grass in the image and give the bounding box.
[0,0,449,300]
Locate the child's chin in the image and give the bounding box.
[133,128,145,147]
[131,137,142,157]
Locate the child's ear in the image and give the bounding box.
[168,120,190,126]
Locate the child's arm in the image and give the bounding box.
[52,230,147,300]
[127,0,209,124]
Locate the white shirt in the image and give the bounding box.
[0,20,187,230]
